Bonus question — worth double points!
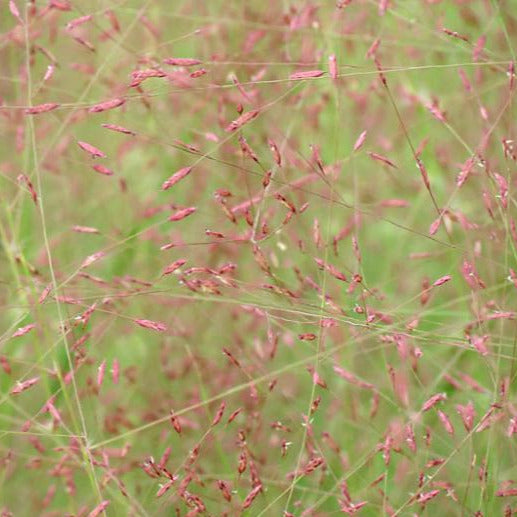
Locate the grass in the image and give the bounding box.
[0,0,517,515]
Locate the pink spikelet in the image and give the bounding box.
[163,57,202,66]
[9,0,23,23]
[66,14,93,31]
[508,61,515,90]
[77,141,107,158]
[157,446,172,471]
[81,251,106,268]
[162,259,187,276]
[314,258,347,281]
[456,157,475,188]
[497,488,517,497]
[11,376,40,395]
[456,402,475,431]
[97,360,106,388]
[380,199,408,207]
[129,68,167,88]
[429,216,442,235]
[105,9,120,32]
[461,259,485,289]
[432,275,451,287]
[190,68,206,77]
[509,268,517,288]
[493,173,508,209]
[92,164,114,176]
[308,367,327,388]
[169,410,181,433]
[25,103,60,115]
[289,70,325,80]
[162,167,192,190]
[507,417,517,437]
[437,410,455,435]
[442,27,469,42]
[217,480,232,502]
[416,158,431,190]
[80,303,96,327]
[156,479,176,498]
[49,1,72,11]
[378,0,388,16]
[368,152,397,168]
[227,407,242,424]
[473,35,486,61]
[353,130,367,152]
[341,500,368,513]
[458,68,472,92]
[366,38,381,59]
[415,490,440,505]
[328,54,338,79]
[12,323,36,338]
[242,484,262,510]
[36,66,53,85]
[211,401,226,426]
[111,358,119,384]
[39,284,52,304]
[225,110,259,132]
[134,319,167,332]
[71,34,95,52]
[486,312,514,321]
[72,225,99,234]
[374,58,387,86]
[168,207,196,222]
[231,74,253,103]
[426,99,446,122]
[268,139,282,166]
[44,397,62,424]
[333,365,374,389]
[88,500,110,517]
[239,135,259,162]
[405,424,417,453]
[470,334,489,356]
[511,219,517,245]
[101,123,136,136]
[88,98,125,113]
[17,174,38,204]
[422,393,447,412]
